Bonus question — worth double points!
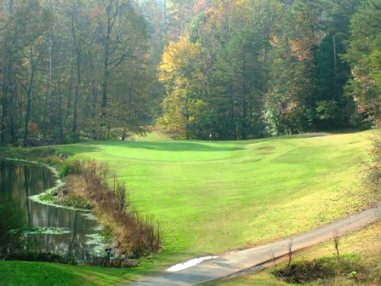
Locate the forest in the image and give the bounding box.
[1,1,381,285]
[0,0,380,144]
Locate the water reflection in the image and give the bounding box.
[0,160,101,261]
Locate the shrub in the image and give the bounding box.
[80,161,160,257]
[273,255,374,285]
[59,160,82,178]
[55,192,92,210]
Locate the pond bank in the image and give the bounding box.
[1,152,161,266]
[61,161,161,258]
[0,158,108,262]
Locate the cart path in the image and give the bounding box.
[127,205,381,286]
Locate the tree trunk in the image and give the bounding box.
[64,71,73,133]
[8,0,13,15]
[23,87,32,147]
[23,60,37,147]
[229,85,236,139]
[71,8,81,142]
[101,34,110,129]
[43,36,53,134]
[185,93,190,140]
[57,81,64,144]
[9,80,16,144]
[333,34,337,79]
[1,84,8,144]
[72,55,80,141]
[1,60,16,144]
[241,58,247,140]
[164,0,167,40]
[1,0,14,144]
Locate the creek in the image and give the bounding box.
[0,159,105,261]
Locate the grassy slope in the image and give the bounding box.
[0,131,375,285]
[204,222,381,286]
[57,131,373,258]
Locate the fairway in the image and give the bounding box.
[56,131,374,264]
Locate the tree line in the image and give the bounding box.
[0,0,380,144]
[156,0,381,139]
[0,0,153,146]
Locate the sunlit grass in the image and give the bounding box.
[0,261,126,286]
[1,130,375,286]
[204,222,381,286]
[57,131,374,258]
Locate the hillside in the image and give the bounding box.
[57,131,374,261]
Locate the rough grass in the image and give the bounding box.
[205,222,381,286]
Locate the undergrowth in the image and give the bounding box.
[273,254,381,285]
[77,161,161,257]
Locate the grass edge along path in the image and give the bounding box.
[127,204,381,285]
[204,221,381,286]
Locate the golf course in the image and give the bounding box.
[1,0,380,284]
[59,130,373,256]
[2,130,376,285]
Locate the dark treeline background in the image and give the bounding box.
[0,0,152,146]
[0,0,380,144]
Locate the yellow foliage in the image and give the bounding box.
[160,34,203,80]
[158,34,208,137]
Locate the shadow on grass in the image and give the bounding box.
[56,145,103,157]
[85,141,244,153]
[57,129,368,157]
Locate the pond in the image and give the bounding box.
[0,159,105,262]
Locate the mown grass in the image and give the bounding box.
[57,131,374,257]
[0,251,170,286]
[0,260,128,286]
[0,130,376,285]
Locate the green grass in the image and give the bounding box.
[0,261,126,286]
[57,131,373,257]
[1,130,376,285]
[204,272,296,286]
[0,254,170,286]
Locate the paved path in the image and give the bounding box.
[128,206,381,286]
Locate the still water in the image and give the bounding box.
[0,159,103,261]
